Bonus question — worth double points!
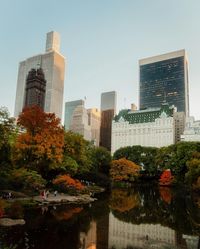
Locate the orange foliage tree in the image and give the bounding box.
[159,169,174,186]
[53,174,84,193]
[110,158,140,182]
[14,106,64,171]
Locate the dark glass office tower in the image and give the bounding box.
[24,68,46,110]
[139,50,189,115]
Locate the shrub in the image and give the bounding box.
[53,174,84,193]
[10,168,46,192]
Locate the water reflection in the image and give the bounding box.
[0,186,199,249]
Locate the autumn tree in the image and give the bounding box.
[53,174,84,193]
[14,106,64,175]
[159,169,174,186]
[110,158,140,182]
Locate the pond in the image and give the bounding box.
[0,185,199,249]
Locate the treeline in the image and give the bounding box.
[0,106,111,193]
[0,105,200,193]
[112,143,200,190]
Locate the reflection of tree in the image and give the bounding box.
[159,187,172,204]
[52,207,83,221]
[110,186,200,236]
[110,189,140,212]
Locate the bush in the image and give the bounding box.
[10,168,46,192]
[53,174,84,194]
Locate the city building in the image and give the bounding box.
[181,117,200,142]
[14,31,65,120]
[100,91,117,151]
[24,68,46,110]
[111,103,176,153]
[64,100,84,130]
[64,100,101,144]
[64,99,91,141]
[139,50,189,116]
[87,108,101,146]
[174,112,185,143]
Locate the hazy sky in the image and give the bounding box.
[0,0,200,120]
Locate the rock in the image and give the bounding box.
[0,218,25,226]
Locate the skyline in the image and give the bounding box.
[1,0,200,120]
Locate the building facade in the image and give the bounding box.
[24,68,46,110]
[111,103,176,153]
[181,117,200,142]
[14,31,65,120]
[64,100,101,144]
[100,91,117,151]
[139,50,189,116]
[87,108,101,146]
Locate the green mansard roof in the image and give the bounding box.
[114,103,175,124]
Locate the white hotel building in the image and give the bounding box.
[111,103,178,153]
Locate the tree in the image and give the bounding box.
[185,152,200,189]
[10,168,46,191]
[113,145,158,175]
[110,158,140,182]
[90,146,111,175]
[0,107,16,166]
[159,169,174,186]
[14,106,64,174]
[63,131,92,175]
[156,142,200,182]
[53,174,84,193]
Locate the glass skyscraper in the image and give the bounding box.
[139,50,189,115]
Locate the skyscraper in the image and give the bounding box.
[14,31,65,120]
[139,50,189,116]
[100,91,117,151]
[24,68,46,110]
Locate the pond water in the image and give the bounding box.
[0,185,199,249]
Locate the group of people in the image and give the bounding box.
[40,190,58,200]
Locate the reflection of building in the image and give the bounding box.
[139,50,189,116]
[80,221,96,249]
[64,100,101,144]
[111,103,176,153]
[100,91,117,151]
[14,31,65,119]
[181,117,200,142]
[108,212,176,249]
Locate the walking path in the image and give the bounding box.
[33,193,96,205]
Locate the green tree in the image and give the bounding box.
[63,131,92,175]
[0,107,16,166]
[113,145,158,175]
[185,152,200,188]
[90,146,111,175]
[10,168,46,191]
[156,142,200,182]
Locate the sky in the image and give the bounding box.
[0,0,200,120]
